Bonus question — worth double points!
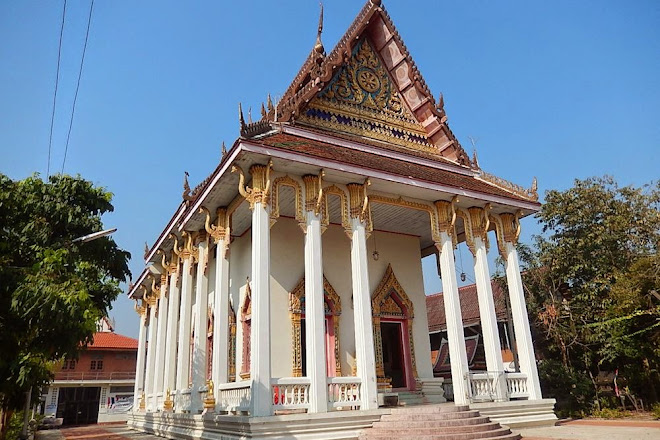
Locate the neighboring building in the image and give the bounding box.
[42,318,137,425]
[427,281,519,391]
[127,1,556,438]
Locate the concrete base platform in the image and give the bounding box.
[129,409,386,440]
[470,399,558,428]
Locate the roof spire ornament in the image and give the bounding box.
[238,103,246,129]
[314,2,325,54]
[260,102,267,119]
[183,171,193,201]
[531,177,538,200]
[267,94,274,113]
[248,107,252,124]
[144,242,149,259]
[221,141,227,157]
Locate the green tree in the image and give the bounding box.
[0,174,130,436]
[521,176,660,414]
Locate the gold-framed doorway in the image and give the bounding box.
[289,276,342,377]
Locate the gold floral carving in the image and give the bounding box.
[302,172,325,216]
[239,280,251,380]
[433,198,459,249]
[289,276,342,377]
[323,185,351,238]
[371,264,418,384]
[461,206,490,254]
[489,211,522,259]
[231,160,273,210]
[270,175,305,229]
[346,180,373,235]
[299,37,432,152]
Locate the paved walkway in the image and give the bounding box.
[516,419,660,440]
[36,424,165,440]
[36,419,660,440]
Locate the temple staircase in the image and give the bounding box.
[359,404,521,440]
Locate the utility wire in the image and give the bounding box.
[61,0,95,175]
[47,0,68,178]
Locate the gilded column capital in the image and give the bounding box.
[500,211,522,244]
[346,179,371,222]
[230,160,273,210]
[302,170,324,216]
[433,197,459,249]
[134,297,147,317]
[456,206,491,255]
[158,246,180,276]
[179,231,198,262]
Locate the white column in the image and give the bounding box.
[191,239,209,412]
[152,279,169,410]
[304,210,328,413]
[350,218,378,409]
[437,231,470,405]
[504,241,542,399]
[163,267,180,405]
[133,309,148,411]
[176,253,194,397]
[250,200,272,417]
[212,239,230,388]
[144,299,158,411]
[473,236,507,400]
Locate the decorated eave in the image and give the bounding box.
[127,0,540,299]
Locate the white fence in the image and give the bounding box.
[505,372,529,399]
[327,377,361,410]
[271,377,311,411]
[217,381,251,413]
[468,371,502,402]
[176,388,192,412]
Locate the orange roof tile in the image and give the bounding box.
[88,332,138,350]
[426,280,508,332]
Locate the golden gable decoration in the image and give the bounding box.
[299,37,432,152]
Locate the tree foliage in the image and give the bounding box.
[521,176,660,413]
[0,174,131,415]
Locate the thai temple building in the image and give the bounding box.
[127,1,556,438]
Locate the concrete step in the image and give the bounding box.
[377,415,491,427]
[380,410,481,422]
[360,431,520,440]
[390,404,470,414]
[373,420,500,432]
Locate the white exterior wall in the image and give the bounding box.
[227,216,432,380]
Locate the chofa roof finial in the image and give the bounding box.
[221,141,227,157]
[183,171,193,201]
[314,2,324,54]
[238,103,246,129]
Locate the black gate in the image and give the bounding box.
[57,387,101,425]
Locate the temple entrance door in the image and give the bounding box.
[300,316,335,377]
[381,321,406,389]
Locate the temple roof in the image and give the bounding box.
[426,280,508,332]
[257,0,471,165]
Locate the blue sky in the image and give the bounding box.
[1,1,658,338]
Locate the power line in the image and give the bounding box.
[47,0,67,178]
[61,0,95,175]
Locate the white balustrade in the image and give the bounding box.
[271,377,311,411]
[156,392,164,411]
[468,371,503,402]
[505,372,529,399]
[147,393,155,412]
[217,381,251,413]
[327,377,361,410]
[177,388,192,412]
